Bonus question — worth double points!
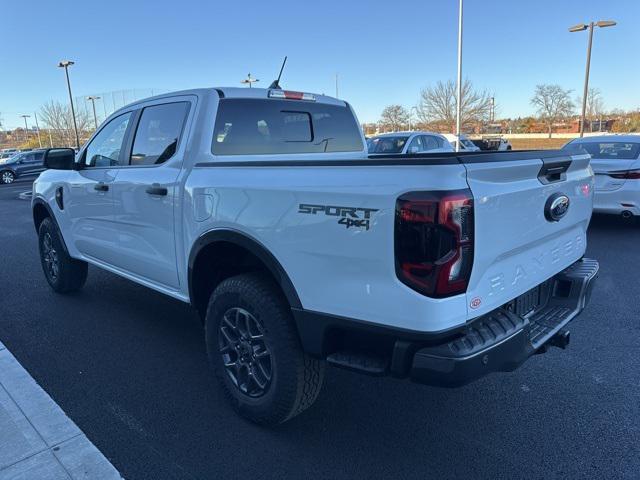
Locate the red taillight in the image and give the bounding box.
[395,190,474,298]
[609,169,640,180]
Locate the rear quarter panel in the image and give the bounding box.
[184,162,472,332]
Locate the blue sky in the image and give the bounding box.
[1,0,639,129]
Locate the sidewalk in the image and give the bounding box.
[0,340,122,480]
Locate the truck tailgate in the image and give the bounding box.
[461,151,594,318]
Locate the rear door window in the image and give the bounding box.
[212,98,363,155]
[422,135,442,150]
[406,136,423,153]
[130,102,190,166]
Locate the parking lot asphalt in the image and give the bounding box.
[0,179,639,480]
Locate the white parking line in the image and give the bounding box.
[0,341,123,480]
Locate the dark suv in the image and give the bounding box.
[0,150,46,184]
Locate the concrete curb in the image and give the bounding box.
[0,340,123,479]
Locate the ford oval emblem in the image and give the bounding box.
[545,193,570,222]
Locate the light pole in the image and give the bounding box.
[86,96,101,129]
[410,106,419,131]
[569,20,616,137]
[21,115,31,143]
[240,73,259,88]
[455,0,464,151]
[33,112,43,148]
[58,60,80,149]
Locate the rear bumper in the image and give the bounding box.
[410,258,599,387]
[593,183,640,215]
[293,258,599,387]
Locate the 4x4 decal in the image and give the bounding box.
[298,203,379,230]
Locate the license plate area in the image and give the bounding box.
[503,279,553,318]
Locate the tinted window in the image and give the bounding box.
[84,112,132,167]
[573,142,640,160]
[367,136,409,154]
[212,99,363,155]
[422,135,442,150]
[406,136,422,153]
[131,102,190,166]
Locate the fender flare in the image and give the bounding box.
[187,229,302,310]
[32,198,70,256]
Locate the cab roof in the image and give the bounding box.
[125,87,347,107]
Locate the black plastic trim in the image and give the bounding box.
[32,198,70,256]
[194,149,577,168]
[187,229,302,310]
[291,308,468,358]
[538,157,572,184]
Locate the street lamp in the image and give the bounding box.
[569,20,616,137]
[86,96,101,129]
[20,114,30,143]
[58,60,80,149]
[240,73,259,88]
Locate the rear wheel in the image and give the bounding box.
[205,273,324,425]
[38,217,88,293]
[0,171,15,184]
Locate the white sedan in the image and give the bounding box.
[441,133,481,152]
[367,131,454,155]
[563,135,640,220]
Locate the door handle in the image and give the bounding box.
[94,183,109,192]
[146,184,168,196]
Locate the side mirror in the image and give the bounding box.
[43,148,76,170]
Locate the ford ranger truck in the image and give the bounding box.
[32,87,598,425]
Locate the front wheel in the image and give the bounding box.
[0,170,15,184]
[205,273,325,425]
[38,217,88,293]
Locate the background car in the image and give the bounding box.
[442,133,481,152]
[472,136,513,151]
[0,149,47,184]
[367,131,454,154]
[563,135,640,220]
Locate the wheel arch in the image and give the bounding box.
[188,229,302,320]
[32,198,70,255]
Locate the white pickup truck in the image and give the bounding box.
[32,87,598,425]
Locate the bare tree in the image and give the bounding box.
[530,84,575,138]
[577,88,605,132]
[39,101,92,147]
[379,105,410,132]
[416,79,493,132]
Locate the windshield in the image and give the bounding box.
[1,153,20,164]
[461,139,476,149]
[367,136,409,154]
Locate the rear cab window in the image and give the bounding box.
[212,98,363,155]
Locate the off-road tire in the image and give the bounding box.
[205,273,325,425]
[38,217,88,293]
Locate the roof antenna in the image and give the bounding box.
[268,56,287,90]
